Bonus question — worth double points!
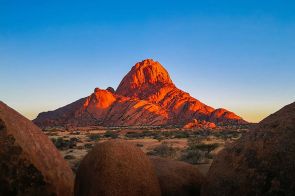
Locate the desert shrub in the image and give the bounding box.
[136,143,144,147]
[51,137,76,150]
[181,148,203,164]
[161,131,173,138]
[84,143,93,149]
[88,133,100,141]
[125,132,143,138]
[70,137,80,142]
[180,138,203,164]
[194,143,219,155]
[147,143,177,158]
[153,135,164,141]
[142,130,157,137]
[213,130,241,140]
[173,131,190,138]
[104,130,119,139]
[64,155,76,160]
[125,131,158,139]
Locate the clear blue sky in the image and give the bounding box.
[1,0,294,122]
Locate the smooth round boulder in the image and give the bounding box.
[0,101,74,196]
[202,102,295,195]
[150,156,205,196]
[74,140,161,196]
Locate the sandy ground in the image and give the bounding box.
[46,126,246,175]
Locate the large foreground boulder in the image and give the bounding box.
[0,101,74,196]
[74,140,161,196]
[150,157,205,196]
[203,102,295,195]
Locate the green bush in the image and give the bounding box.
[104,130,119,139]
[51,137,76,150]
[194,143,219,155]
[180,148,202,164]
[174,131,190,138]
[84,143,93,149]
[180,138,202,164]
[88,133,100,141]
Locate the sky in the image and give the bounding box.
[0,0,294,122]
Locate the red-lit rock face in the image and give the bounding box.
[116,59,173,98]
[34,59,247,127]
[209,108,244,124]
[82,88,116,118]
[116,59,245,125]
[183,119,217,129]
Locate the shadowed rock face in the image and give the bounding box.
[74,140,161,196]
[34,59,246,127]
[0,101,74,196]
[150,156,206,196]
[202,102,295,196]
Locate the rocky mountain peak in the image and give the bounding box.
[116,59,173,97]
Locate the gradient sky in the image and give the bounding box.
[1,0,294,122]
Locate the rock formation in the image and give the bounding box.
[0,101,74,196]
[202,101,295,195]
[74,140,161,196]
[34,59,246,127]
[183,119,216,129]
[34,88,168,127]
[106,87,115,93]
[150,156,205,196]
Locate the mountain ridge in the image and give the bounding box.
[33,59,247,127]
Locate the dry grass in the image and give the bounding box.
[46,126,247,175]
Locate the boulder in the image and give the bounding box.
[202,102,295,195]
[150,156,205,196]
[74,140,161,196]
[183,119,216,129]
[0,101,74,196]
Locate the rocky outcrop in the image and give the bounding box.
[106,87,115,93]
[0,101,74,196]
[34,59,246,127]
[150,156,205,196]
[34,88,168,127]
[74,140,161,196]
[183,119,216,129]
[202,101,295,195]
[116,59,174,98]
[209,108,244,124]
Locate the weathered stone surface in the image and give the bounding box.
[34,88,168,127]
[183,119,216,129]
[106,87,115,93]
[150,156,205,196]
[74,140,161,196]
[209,108,243,124]
[34,59,246,127]
[0,101,74,196]
[202,102,295,196]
